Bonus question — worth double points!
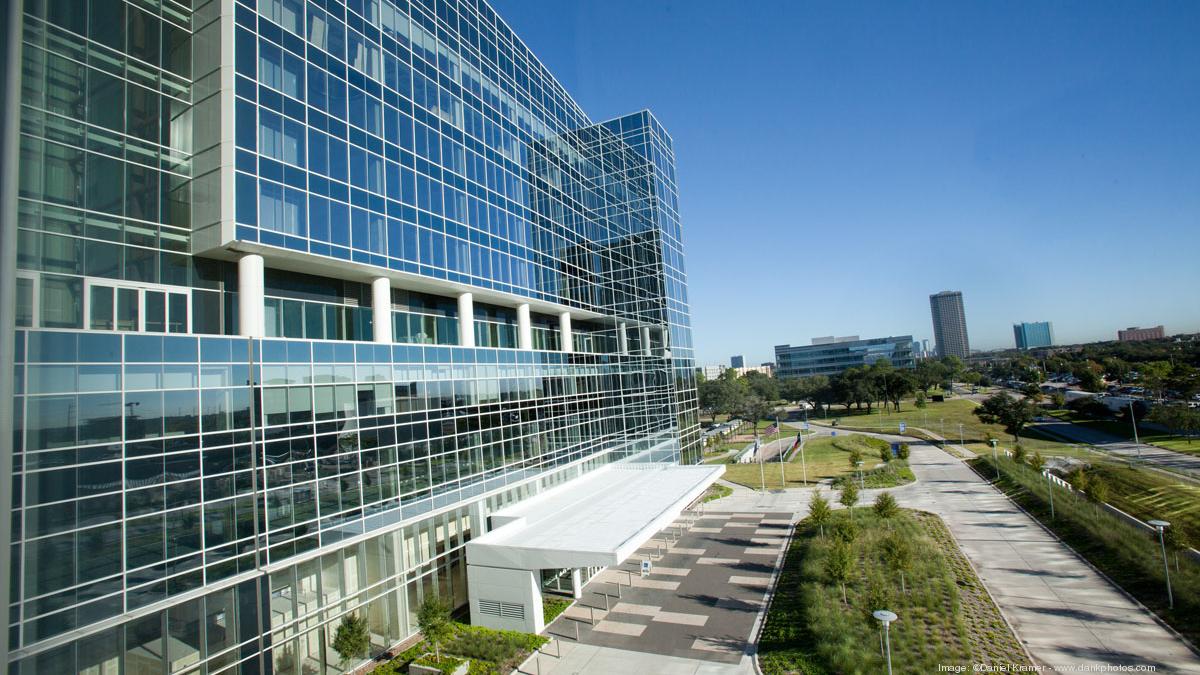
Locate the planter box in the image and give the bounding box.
[408,656,468,675]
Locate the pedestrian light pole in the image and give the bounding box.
[856,460,865,490]
[1129,401,1142,460]
[873,610,898,675]
[775,415,785,488]
[1149,520,1174,609]
[958,423,964,448]
[990,438,999,479]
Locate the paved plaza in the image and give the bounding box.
[535,510,794,673]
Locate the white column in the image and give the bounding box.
[641,325,652,356]
[618,322,629,355]
[371,277,392,344]
[237,253,264,337]
[559,311,573,353]
[516,303,532,350]
[457,292,475,348]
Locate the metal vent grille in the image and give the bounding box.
[478,599,524,620]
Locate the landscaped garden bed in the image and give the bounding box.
[369,622,547,675]
[758,503,1028,674]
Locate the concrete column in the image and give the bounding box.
[237,253,265,337]
[516,303,532,350]
[618,322,629,355]
[371,277,392,344]
[571,568,584,599]
[458,292,475,347]
[559,311,573,353]
[641,325,652,356]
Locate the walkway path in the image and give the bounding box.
[712,429,1200,673]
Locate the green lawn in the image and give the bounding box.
[719,434,909,490]
[759,507,1029,674]
[1078,462,1200,544]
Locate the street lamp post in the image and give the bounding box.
[776,416,785,488]
[1149,520,1174,609]
[873,610,898,675]
[1129,401,1142,460]
[958,423,964,448]
[801,408,810,486]
[990,439,999,479]
[856,460,865,490]
[1044,470,1055,520]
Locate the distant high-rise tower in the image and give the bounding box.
[930,291,971,359]
[731,355,745,368]
[1014,322,1055,350]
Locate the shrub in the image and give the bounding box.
[331,613,369,667]
[542,596,571,624]
[1012,444,1027,464]
[897,443,910,460]
[839,482,859,514]
[1030,451,1046,471]
[832,518,860,543]
[1087,476,1110,503]
[878,445,891,464]
[863,573,893,620]
[808,491,832,536]
[848,448,864,468]
[873,492,899,523]
[417,596,454,661]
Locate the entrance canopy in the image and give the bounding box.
[466,463,725,570]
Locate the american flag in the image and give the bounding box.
[764,424,778,436]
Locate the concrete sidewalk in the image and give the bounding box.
[709,432,1200,673]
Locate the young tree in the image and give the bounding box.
[881,533,913,593]
[873,492,899,527]
[1050,391,1067,409]
[897,443,910,460]
[878,443,891,464]
[808,490,832,537]
[417,596,454,662]
[825,541,854,604]
[1165,526,1193,573]
[331,613,370,668]
[914,390,927,409]
[973,393,1038,443]
[839,482,859,518]
[1030,451,1046,472]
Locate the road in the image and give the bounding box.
[1028,420,1200,478]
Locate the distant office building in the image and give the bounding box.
[1119,326,1165,342]
[731,355,745,368]
[699,365,726,380]
[921,339,931,358]
[1014,322,1055,350]
[775,336,916,378]
[930,291,971,359]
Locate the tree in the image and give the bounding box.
[839,482,859,517]
[878,443,891,464]
[417,596,453,662]
[914,360,947,393]
[897,443,910,460]
[825,541,854,604]
[331,613,370,667]
[915,390,927,409]
[1020,382,1044,404]
[873,492,899,527]
[1050,392,1066,409]
[1138,361,1172,401]
[808,490,832,536]
[742,370,780,402]
[1149,405,1200,444]
[881,533,913,593]
[1030,451,1046,471]
[973,393,1038,443]
[1165,526,1193,574]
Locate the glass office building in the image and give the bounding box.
[774,336,917,379]
[1013,321,1054,350]
[0,0,701,672]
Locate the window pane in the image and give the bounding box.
[90,285,114,330]
[17,277,34,327]
[117,287,139,331]
[145,290,165,332]
[168,293,188,333]
[41,274,82,328]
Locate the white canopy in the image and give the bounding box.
[466,462,724,570]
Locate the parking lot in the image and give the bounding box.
[544,510,794,665]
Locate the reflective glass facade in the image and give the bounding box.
[774,336,917,379]
[2,0,699,672]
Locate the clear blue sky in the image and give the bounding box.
[493,0,1200,365]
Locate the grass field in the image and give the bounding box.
[719,434,910,490]
[759,507,1029,674]
[972,455,1200,646]
[1078,462,1200,544]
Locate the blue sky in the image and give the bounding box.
[493,0,1200,366]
